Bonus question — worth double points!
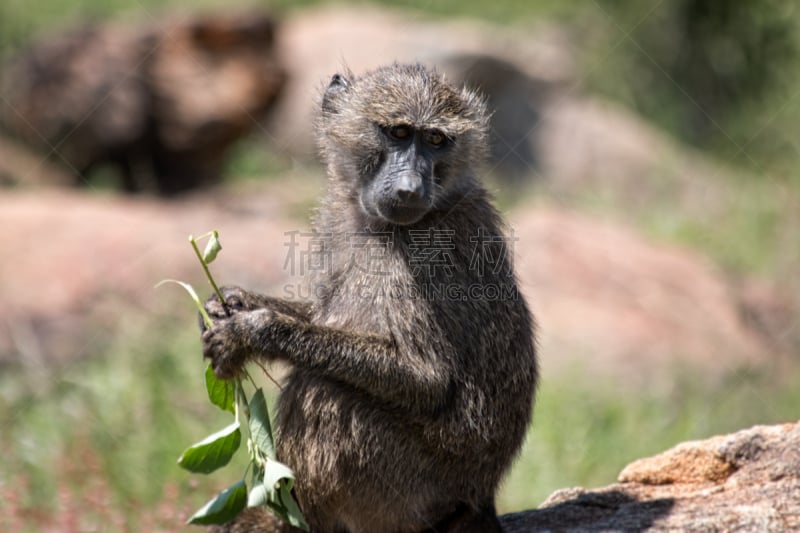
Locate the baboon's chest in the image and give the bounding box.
[312,243,418,336]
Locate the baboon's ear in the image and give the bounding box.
[322,73,351,113]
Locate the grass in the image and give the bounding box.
[0,314,257,531]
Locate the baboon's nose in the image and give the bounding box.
[396,173,425,205]
[397,187,423,202]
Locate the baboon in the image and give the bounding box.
[202,63,537,533]
[0,12,285,195]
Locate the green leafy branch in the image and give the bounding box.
[157,231,308,529]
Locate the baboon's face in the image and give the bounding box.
[357,121,451,225]
[319,65,489,226]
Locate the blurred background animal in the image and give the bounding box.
[0,11,285,195]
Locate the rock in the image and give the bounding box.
[512,207,783,385]
[618,441,736,484]
[0,11,285,195]
[0,183,302,365]
[500,421,800,531]
[534,95,738,211]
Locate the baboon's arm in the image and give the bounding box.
[245,296,312,322]
[202,308,452,412]
[204,286,313,322]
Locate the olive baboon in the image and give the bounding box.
[202,63,537,532]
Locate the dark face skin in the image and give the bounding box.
[322,72,460,227]
[360,123,449,225]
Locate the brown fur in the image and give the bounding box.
[202,63,537,532]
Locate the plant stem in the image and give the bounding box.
[190,235,227,312]
[234,377,242,422]
[255,360,283,390]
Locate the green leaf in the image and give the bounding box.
[202,230,223,264]
[279,481,309,530]
[247,456,308,530]
[263,458,295,490]
[246,459,294,507]
[247,481,271,508]
[248,388,276,459]
[265,499,291,526]
[263,460,301,525]
[187,479,247,525]
[205,364,235,414]
[155,278,212,329]
[178,421,241,474]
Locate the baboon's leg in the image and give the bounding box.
[421,502,503,533]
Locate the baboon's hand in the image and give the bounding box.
[199,286,250,331]
[202,308,275,379]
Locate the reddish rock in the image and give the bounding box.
[512,206,779,384]
[502,421,800,531]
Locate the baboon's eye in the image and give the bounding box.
[425,130,447,148]
[387,124,412,141]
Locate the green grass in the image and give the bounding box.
[0,314,264,530]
